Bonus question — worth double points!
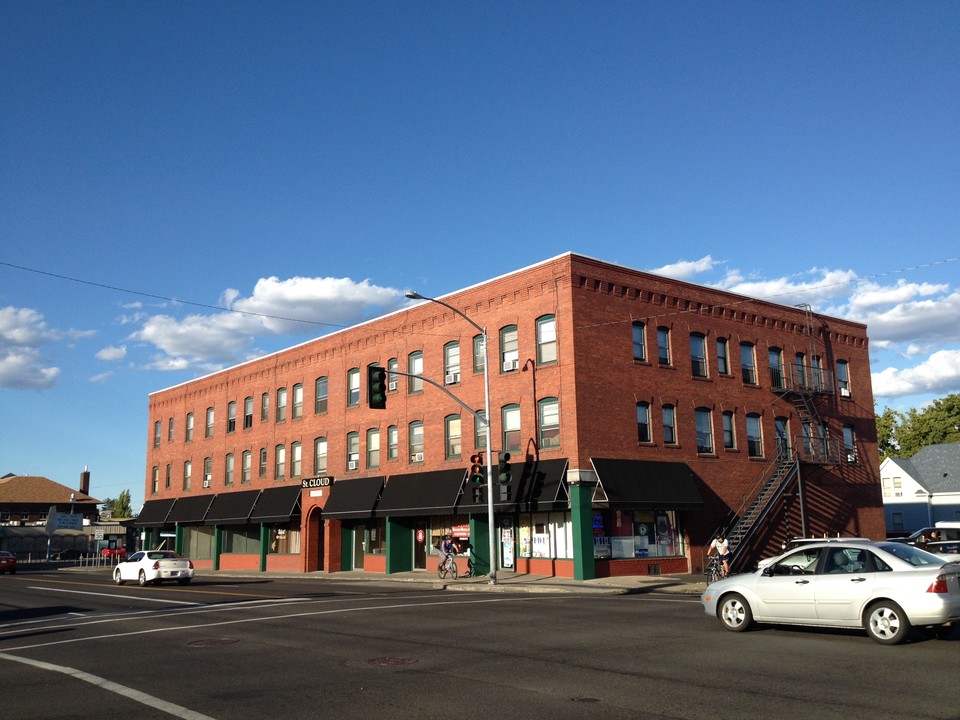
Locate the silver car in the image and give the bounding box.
[701,541,960,644]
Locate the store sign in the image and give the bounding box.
[301,476,332,489]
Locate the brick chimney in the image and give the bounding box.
[80,466,90,496]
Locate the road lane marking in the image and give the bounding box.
[0,651,218,720]
[30,586,203,605]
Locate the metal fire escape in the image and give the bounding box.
[725,304,843,569]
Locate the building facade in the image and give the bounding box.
[140,253,885,579]
[880,444,960,535]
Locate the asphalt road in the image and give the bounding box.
[1,569,959,720]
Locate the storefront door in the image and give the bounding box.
[414,523,427,569]
[354,524,365,570]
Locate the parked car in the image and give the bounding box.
[53,549,85,561]
[113,550,194,586]
[0,550,16,574]
[757,536,865,570]
[101,547,127,559]
[701,540,960,644]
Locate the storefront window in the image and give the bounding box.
[223,526,260,554]
[182,526,214,559]
[517,512,573,559]
[269,523,301,554]
[365,519,386,554]
[591,510,683,559]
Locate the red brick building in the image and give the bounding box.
[140,253,884,579]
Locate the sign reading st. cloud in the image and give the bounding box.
[301,476,333,489]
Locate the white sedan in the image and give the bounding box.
[113,550,195,586]
[701,541,960,644]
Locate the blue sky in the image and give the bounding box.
[2,2,959,512]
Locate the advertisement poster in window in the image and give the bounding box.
[502,527,514,569]
[656,513,675,556]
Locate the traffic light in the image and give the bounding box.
[469,453,485,484]
[498,452,512,485]
[367,365,387,409]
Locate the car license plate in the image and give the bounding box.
[171,571,180,576]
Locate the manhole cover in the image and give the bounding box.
[571,696,601,703]
[188,638,239,648]
[368,657,418,666]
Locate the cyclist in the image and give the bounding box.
[439,534,460,573]
[707,532,731,578]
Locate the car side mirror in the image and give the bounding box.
[761,565,774,577]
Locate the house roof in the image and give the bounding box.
[0,475,101,506]
[897,443,960,494]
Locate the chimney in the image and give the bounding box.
[80,466,90,496]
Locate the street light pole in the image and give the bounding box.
[405,291,498,584]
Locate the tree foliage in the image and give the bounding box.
[876,393,960,459]
[101,489,133,518]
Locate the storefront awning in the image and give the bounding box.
[166,495,215,524]
[590,458,704,510]
[204,489,262,525]
[322,476,384,519]
[249,485,302,523]
[376,469,466,517]
[133,498,176,526]
[456,458,569,515]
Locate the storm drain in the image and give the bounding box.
[368,657,419,666]
[188,638,239,648]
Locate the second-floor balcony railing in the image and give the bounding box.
[769,363,835,394]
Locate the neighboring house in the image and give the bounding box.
[880,443,960,535]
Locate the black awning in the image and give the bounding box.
[204,489,262,525]
[456,458,569,515]
[322,476,384,519]
[590,458,703,510]
[249,485,302,523]
[376,469,466,517]
[166,495,215,524]
[133,498,176,526]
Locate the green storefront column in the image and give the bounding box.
[469,515,491,576]
[570,481,596,581]
[213,526,223,571]
[385,517,413,573]
[259,523,269,572]
[175,525,184,556]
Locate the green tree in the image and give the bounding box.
[891,393,960,459]
[875,405,902,460]
[102,489,133,518]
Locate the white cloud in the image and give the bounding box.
[96,345,127,361]
[89,371,114,383]
[648,255,717,280]
[872,349,960,398]
[0,306,61,390]
[131,276,404,369]
[845,290,960,346]
[715,267,858,307]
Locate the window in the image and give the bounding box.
[276,387,288,422]
[241,451,251,484]
[722,411,736,449]
[740,343,757,384]
[290,441,301,478]
[695,408,714,454]
[502,404,521,453]
[314,437,328,475]
[409,421,424,462]
[165,464,171,489]
[746,414,763,457]
[769,348,785,390]
[387,359,399,392]
[387,425,399,461]
[243,397,253,429]
[837,360,851,397]
[444,342,461,384]
[537,315,557,365]
[690,333,707,378]
[151,466,159,494]
[636,402,651,443]
[292,384,303,419]
[500,325,519,372]
[167,417,174,442]
[891,512,904,533]
[794,353,807,389]
[539,397,560,448]
[474,410,487,450]
[775,416,790,456]
[657,327,671,365]
[205,407,215,438]
[811,355,825,391]
[261,392,269,422]
[843,425,856,462]
[227,401,237,433]
[346,432,360,471]
[445,415,462,459]
[347,369,360,406]
[662,405,676,445]
[225,453,234,486]
[153,421,161,448]
[473,335,486,373]
[259,447,268,478]
[716,338,729,375]
[186,412,194,441]
[632,321,646,362]
[367,429,380,468]
[408,352,423,393]
[183,461,192,491]
[314,377,328,414]
[275,444,286,479]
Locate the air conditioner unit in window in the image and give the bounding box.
[388,380,398,392]
[846,452,857,463]
[202,476,211,488]
[412,452,424,463]
[840,387,851,397]
[347,460,358,471]
[502,359,519,372]
[445,372,460,384]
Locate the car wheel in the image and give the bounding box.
[138,570,148,587]
[865,600,911,645]
[718,593,753,632]
[114,568,124,585]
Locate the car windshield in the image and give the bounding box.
[146,551,179,560]
[877,542,945,567]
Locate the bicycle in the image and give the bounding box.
[704,555,725,583]
[437,553,458,579]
